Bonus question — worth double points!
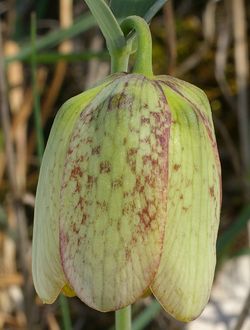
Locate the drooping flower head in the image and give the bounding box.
[32,16,221,322]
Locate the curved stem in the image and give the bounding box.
[115,305,131,330]
[120,16,153,78]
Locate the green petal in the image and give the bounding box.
[32,77,114,303]
[59,75,170,311]
[151,81,221,321]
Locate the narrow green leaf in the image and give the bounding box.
[84,0,129,72]
[31,13,44,162]
[217,204,250,255]
[23,51,108,64]
[132,300,161,330]
[5,13,96,64]
[84,0,126,52]
[110,0,167,22]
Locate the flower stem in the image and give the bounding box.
[59,294,72,330]
[120,16,154,78]
[115,305,131,330]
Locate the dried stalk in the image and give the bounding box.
[163,0,177,75]
[231,0,249,178]
[0,22,34,329]
[28,0,73,158]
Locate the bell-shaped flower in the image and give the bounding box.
[32,70,221,322]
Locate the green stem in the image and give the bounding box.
[31,13,44,162]
[111,46,131,74]
[120,16,153,78]
[59,295,72,330]
[115,305,131,330]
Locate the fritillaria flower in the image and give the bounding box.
[32,71,221,322]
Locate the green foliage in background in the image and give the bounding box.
[110,0,167,21]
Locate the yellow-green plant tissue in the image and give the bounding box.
[32,71,221,322]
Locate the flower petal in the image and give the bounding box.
[59,75,171,311]
[32,79,112,303]
[151,82,221,322]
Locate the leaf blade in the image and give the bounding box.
[110,0,167,22]
[85,0,126,52]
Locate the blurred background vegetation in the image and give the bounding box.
[0,0,249,329]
